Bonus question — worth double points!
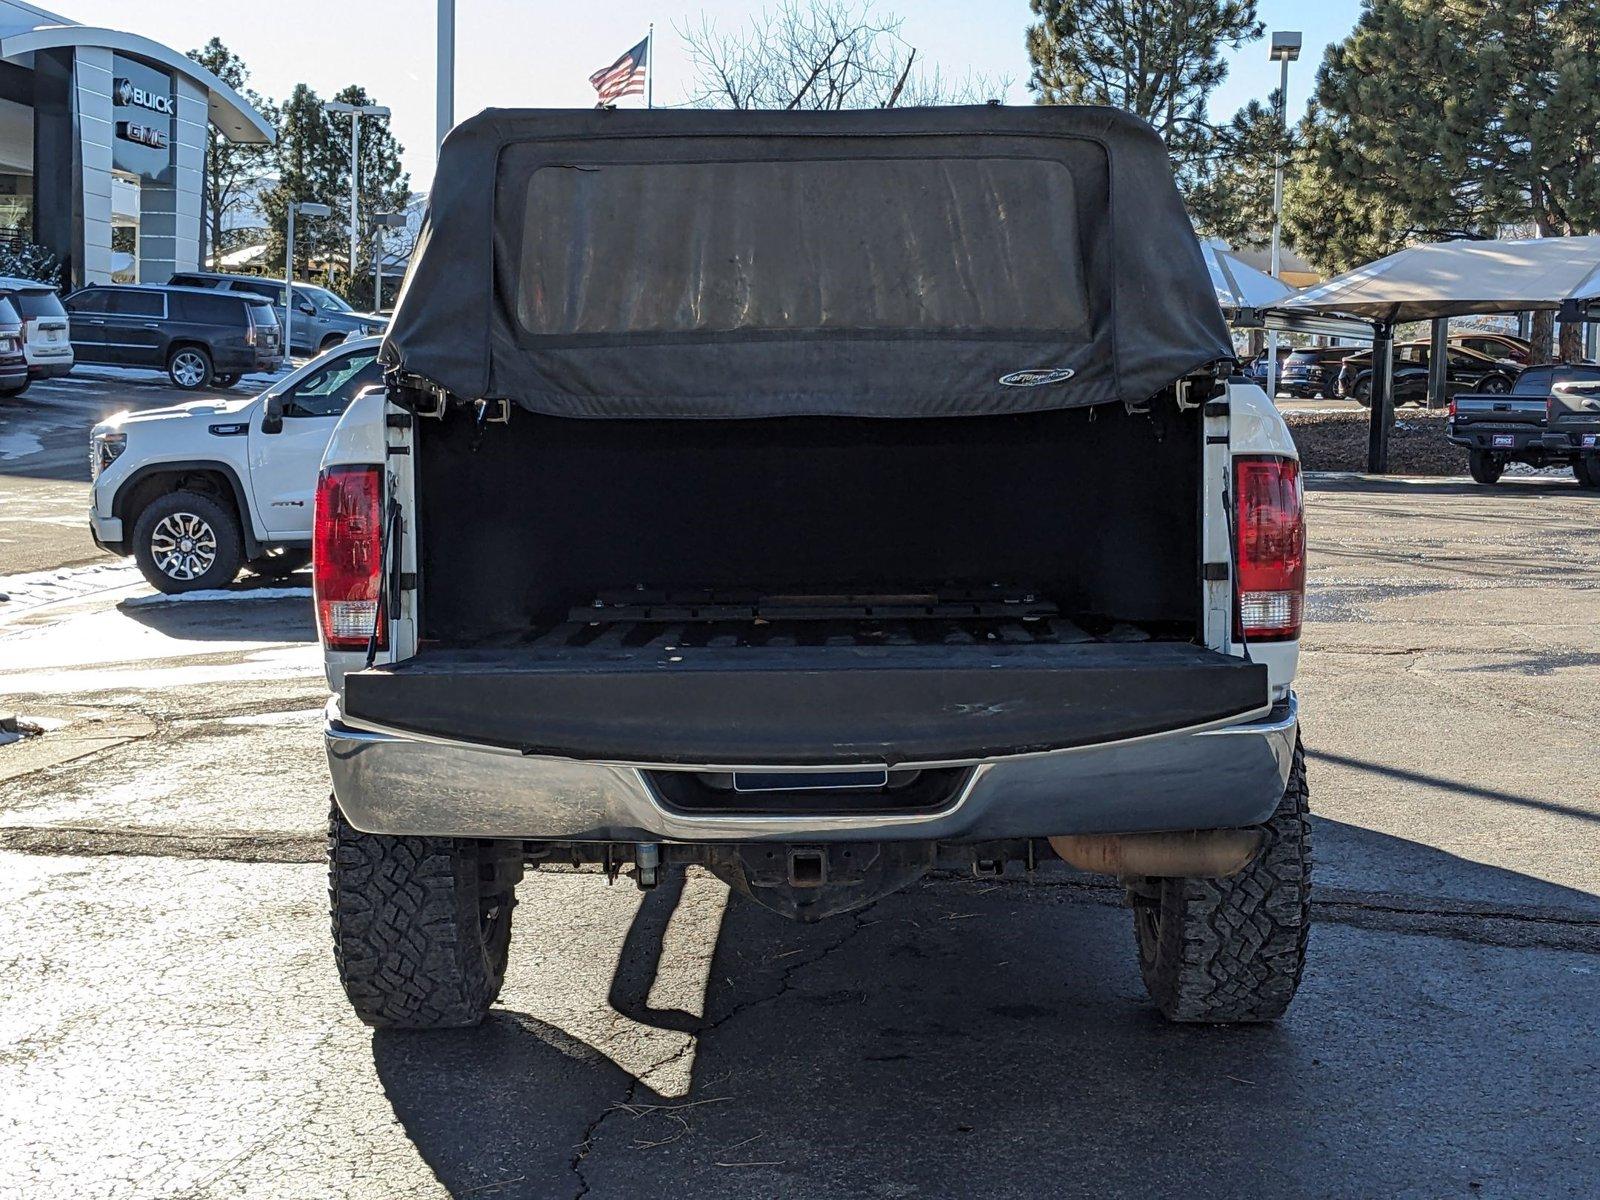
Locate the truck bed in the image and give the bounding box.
[344,596,1266,765]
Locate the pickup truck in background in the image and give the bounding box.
[89,338,382,591]
[1449,363,1600,485]
[318,106,1312,1032]
[1543,375,1600,489]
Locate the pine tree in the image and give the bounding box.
[260,84,410,298]
[1026,0,1263,193]
[1186,93,1291,248]
[186,39,277,267]
[1287,0,1600,359]
[260,85,344,279]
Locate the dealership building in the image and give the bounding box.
[0,1,273,288]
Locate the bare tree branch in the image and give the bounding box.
[678,0,1006,111]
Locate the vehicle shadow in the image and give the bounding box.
[369,821,1600,1200]
[114,579,314,643]
[1308,474,1586,497]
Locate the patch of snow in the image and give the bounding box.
[119,586,311,607]
[218,708,322,728]
[0,428,43,458]
[0,561,147,617]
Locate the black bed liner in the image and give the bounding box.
[344,610,1266,765]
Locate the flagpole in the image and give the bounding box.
[646,23,654,109]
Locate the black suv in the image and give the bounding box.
[1278,346,1357,399]
[1337,342,1519,406]
[64,284,283,390]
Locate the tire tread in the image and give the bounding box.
[1138,736,1312,1023]
[327,800,510,1029]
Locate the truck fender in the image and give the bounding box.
[110,459,263,559]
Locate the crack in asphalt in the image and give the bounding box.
[0,825,324,863]
[566,905,874,1198]
[3,826,1596,953]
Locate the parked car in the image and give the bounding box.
[1544,375,1600,489]
[88,337,382,591]
[0,275,74,382]
[1450,331,1532,365]
[64,284,283,390]
[167,271,387,356]
[1278,346,1358,399]
[1338,342,1520,406]
[0,296,30,395]
[317,107,1311,1031]
[1449,362,1600,485]
[1245,345,1292,390]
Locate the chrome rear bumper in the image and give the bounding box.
[325,694,1298,843]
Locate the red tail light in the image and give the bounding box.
[313,464,385,650]
[1234,456,1305,642]
[1448,398,1457,419]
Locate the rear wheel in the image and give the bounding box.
[1469,450,1504,485]
[167,345,213,390]
[131,490,243,593]
[1351,378,1371,407]
[328,799,520,1028]
[320,334,346,353]
[0,379,28,397]
[1573,456,1600,489]
[1133,736,1311,1023]
[1479,375,1511,395]
[212,372,242,388]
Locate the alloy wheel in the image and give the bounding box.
[171,351,208,388]
[149,512,218,581]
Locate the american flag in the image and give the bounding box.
[589,37,649,108]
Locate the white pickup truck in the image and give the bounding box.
[317,107,1311,1030]
[89,338,381,591]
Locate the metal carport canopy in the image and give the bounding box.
[1203,240,1300,317]
[1276,235,1600,324]
[1249,236,1600,473]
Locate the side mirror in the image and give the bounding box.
[261,395,284,434]
[298,301,317,316]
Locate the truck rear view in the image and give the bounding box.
[316,106,1310,1030]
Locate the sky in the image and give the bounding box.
[54,0,1365,190]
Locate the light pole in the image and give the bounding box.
[284,201,332,357]
[323,101,391,294]
[370,212,408,312]
[438,0,455,149]
[1264,30,1301,404]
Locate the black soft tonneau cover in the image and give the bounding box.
[382,106,1231,419]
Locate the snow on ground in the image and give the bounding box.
[0,561,146,615]
[0,427,43,458]
[120,586,310,607]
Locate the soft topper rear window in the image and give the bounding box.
[514,157,1089,339]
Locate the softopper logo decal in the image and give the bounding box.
[115,78,174,116]
[998,368,1076,388]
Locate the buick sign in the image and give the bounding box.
[115,77,174,116]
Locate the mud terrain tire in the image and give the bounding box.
[328,799,519,1029]
[1133,736,1311,1023]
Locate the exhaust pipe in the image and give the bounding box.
[1048,830,1263,880]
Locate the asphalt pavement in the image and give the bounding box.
[0,458,1596,1197]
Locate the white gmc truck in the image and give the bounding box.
[88,339,382,591]
[317,106,1311,1030]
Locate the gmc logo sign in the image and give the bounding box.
[116,120,169,151]
[115,77,174,116]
